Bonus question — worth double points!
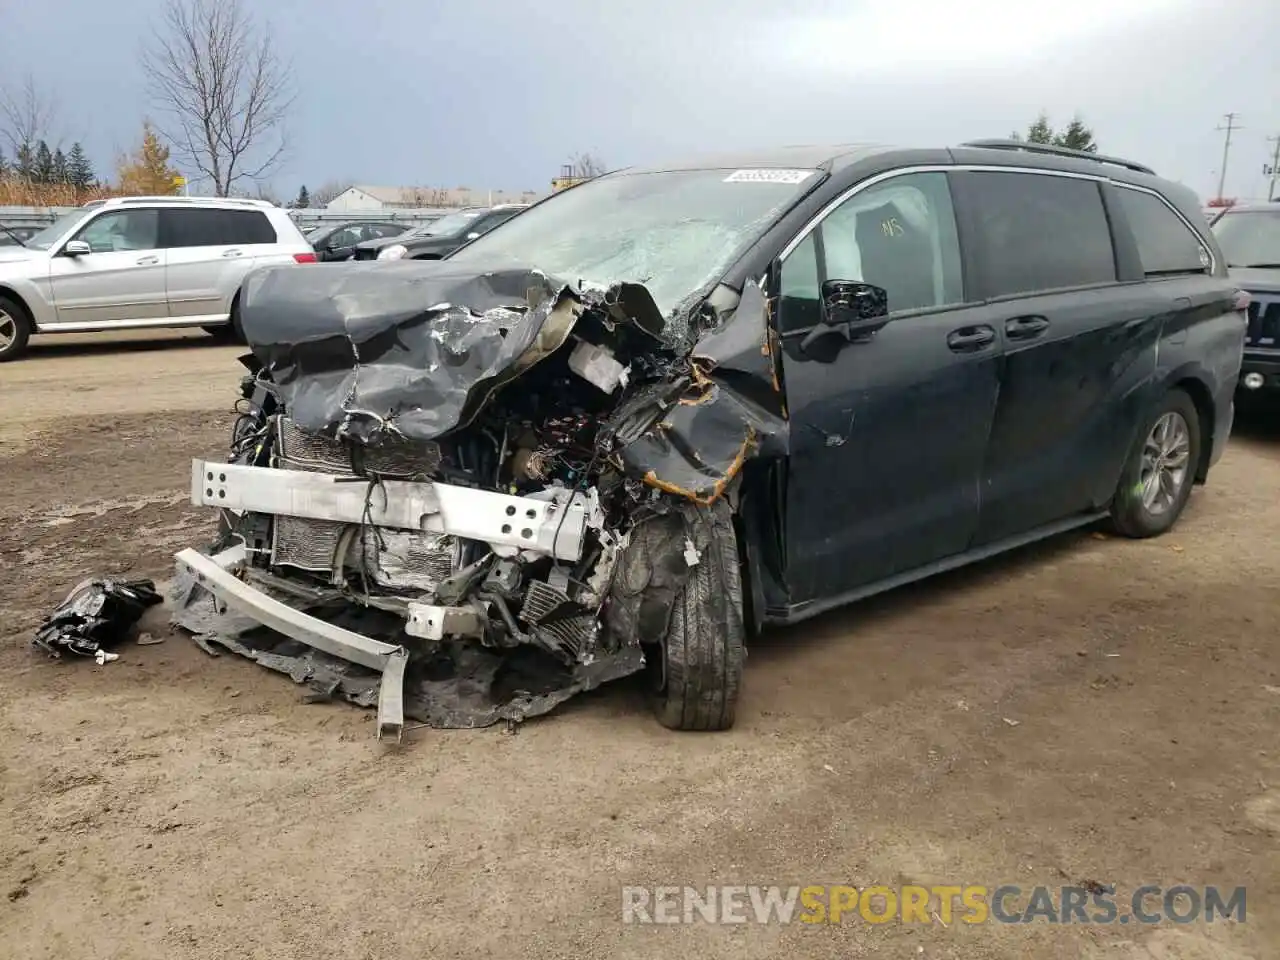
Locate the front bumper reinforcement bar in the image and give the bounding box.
[174,544,410,742]
[190,459,589,561]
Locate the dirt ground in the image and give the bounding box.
[0,330,1277,960]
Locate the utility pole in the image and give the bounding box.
[1267,134,1280,202]
[1215,113,1241,201]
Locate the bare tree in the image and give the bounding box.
[567,152,607,179]
[141,0,294,196]
[0,74,59,157]
[309,180,354,208]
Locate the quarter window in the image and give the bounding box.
[164,208,277,247]
[964,171,1116,296]
[778,172,964,332]
[73,210,159,253]
[1115,188,1210,276]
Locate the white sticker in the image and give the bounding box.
[723,169,816,184]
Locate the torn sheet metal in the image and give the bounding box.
[613,282,789,504]
[33,579,162,658]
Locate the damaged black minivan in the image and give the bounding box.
[174,140,1245,739]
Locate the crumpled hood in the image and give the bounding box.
[238,258,787,503]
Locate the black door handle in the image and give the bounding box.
[947,324,996,353]
[1005,314,1050,340]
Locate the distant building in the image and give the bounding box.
[326,185,542,212]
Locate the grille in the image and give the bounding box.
[521,580,597,661]
[1246,297,1280,348]
[271,515,348,572]
[275,417,442,478]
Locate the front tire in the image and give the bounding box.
[0,295,33,362]
[651,501,746,731]
[1109,388,1201,538]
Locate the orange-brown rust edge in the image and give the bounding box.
[640,427,758,506]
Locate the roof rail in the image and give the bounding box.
[109,195,275,208]
[958,139,1155,176]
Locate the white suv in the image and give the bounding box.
[0,195,316,361]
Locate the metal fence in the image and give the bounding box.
[0,205,450,230]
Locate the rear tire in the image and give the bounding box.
[203,296,245,343]
[651,501,746,731]
[1109,388,1201,538]
[0,295,32,363]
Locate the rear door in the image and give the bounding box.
[775,170,1003,601]
[952,170,1161,544]
[163,208,279,321]
[48,208,168,326]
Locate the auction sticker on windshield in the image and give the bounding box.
[723,169,816,184]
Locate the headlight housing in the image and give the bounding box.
[377,244,408,261]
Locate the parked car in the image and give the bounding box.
[0,224,42,247]
[351,204,529,261]
[305,220,410,261]
[174,139,1244,737]
[0,196,316,361]
[1212,204,1280,393]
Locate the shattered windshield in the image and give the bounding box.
[447,168,822,318]
[1213,210,1280,268]
[24,210,92,251]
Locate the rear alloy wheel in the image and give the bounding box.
[1110,389,1201,538]
[0,296,32,362]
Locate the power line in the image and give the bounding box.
[1215,113,1242,201]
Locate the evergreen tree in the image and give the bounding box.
[294,184,310,208]
[66,143,95,191]
[52,148,68,183]
[34,140,54,183]
[1026,112,1054,144]
[1054,116,1098,153]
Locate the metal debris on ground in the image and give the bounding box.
[32,578,163,659]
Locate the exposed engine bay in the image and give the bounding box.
[171,259,786,738]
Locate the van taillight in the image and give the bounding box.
[293,252,317,263]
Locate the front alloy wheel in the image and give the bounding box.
[0,297,32,362]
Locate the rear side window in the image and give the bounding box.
[1115,188,1210,276]
[964,172,1116,297]
[164,208,278,247]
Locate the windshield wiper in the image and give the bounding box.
[1231,262,1280,269]
[0,223,28,247]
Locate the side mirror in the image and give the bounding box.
[63,240,91,257]
[801,280,890,353]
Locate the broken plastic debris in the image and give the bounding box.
[32,578,163,659]
[1002,717,1021,727]
[683,538,702,567]
[94,650,119,665]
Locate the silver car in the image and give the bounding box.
[0,196,316,361]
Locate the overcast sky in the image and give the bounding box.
[3,0,1278,201]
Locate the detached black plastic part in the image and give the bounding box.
[32,579,163,658]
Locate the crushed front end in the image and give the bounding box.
[172,260,784,738]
